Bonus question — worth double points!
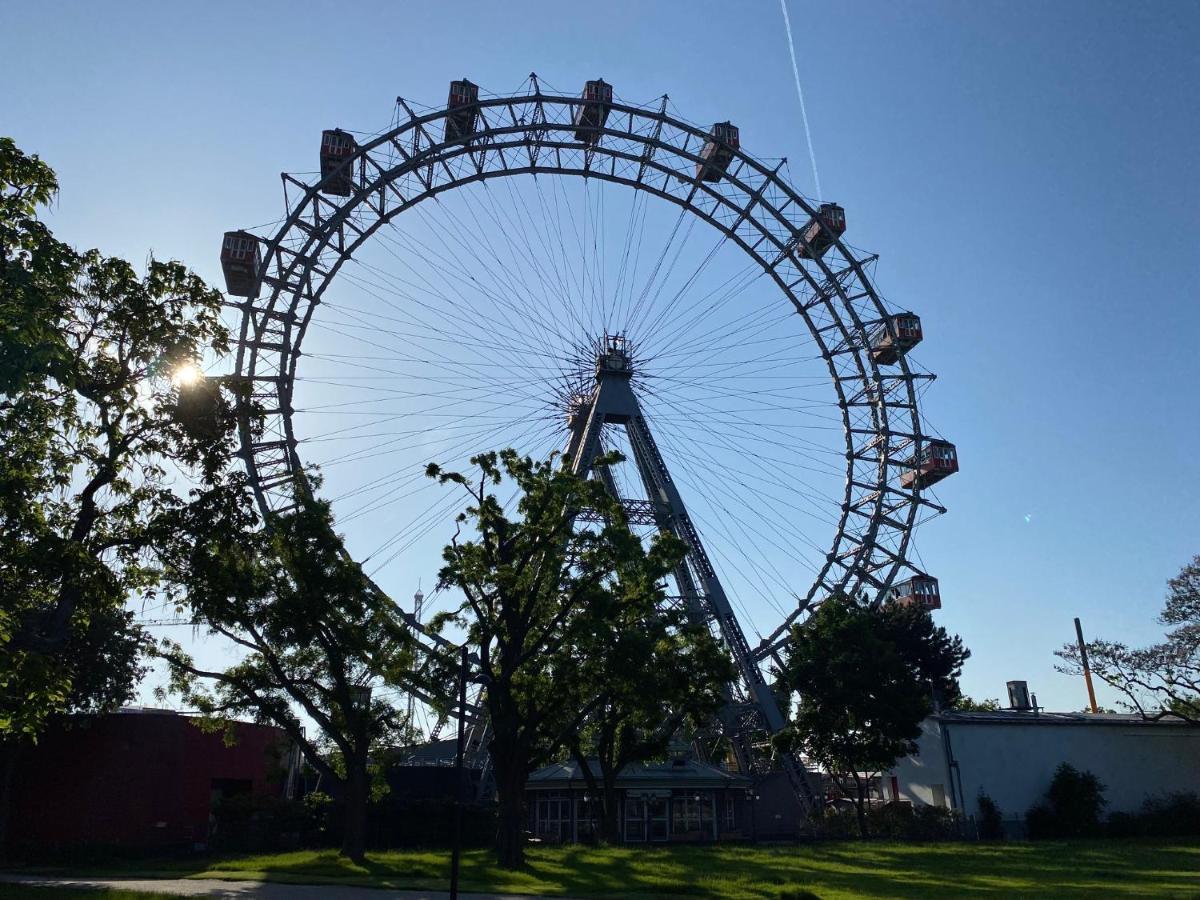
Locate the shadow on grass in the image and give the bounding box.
[7,838,1198,899]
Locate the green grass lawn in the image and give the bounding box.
[13,839,1199,899]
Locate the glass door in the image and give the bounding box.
[624,797,646,842]
[648,796,669,842]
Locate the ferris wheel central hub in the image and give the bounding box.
[594,333,634,378]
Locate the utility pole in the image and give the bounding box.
[1074,617,1099,714]
[450,645,468,900]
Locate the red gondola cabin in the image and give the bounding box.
[795,203,846,260]
[445,79,480,142]
[889,575,941,610]
[696,122,739,182]
[220,231,261,297]
[870,313,923,365]
[899,439,958,489]
[320,129,357,197]
[574,79,613,144]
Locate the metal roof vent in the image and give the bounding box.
[1007,680,1033,711]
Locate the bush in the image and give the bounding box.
[976,791,1004,840]
[1138,792,1200,836]
[210,793,319,851]
[813,802,961,841]
[1025,763,1106,839]
[1105,792,1200,838]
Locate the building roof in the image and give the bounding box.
[937,709,1198,728]
[528,757,751,790]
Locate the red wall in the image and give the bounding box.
[9,711,288,850]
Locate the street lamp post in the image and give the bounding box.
[746,790,759,843]
[450,645,489,900]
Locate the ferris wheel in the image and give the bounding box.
[221,74,957,806]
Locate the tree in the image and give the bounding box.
[953,696,1002,712]
[155,486,429,862]
[1025,763,1107,839]
[429,450,685,867]
[976,791,1005,840]
[1,138,230,841]
[776,596,969,838]
[563,596,734,843]
[1057,556,1200,724]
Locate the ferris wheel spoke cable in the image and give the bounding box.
[373,219,574,368]
[307,319,564,404]
[651,414,841,536]
[664,422,847,528]
[311,309,567,386]
[480,180,584,342]
[626,213,698,339]
[324,264,566,355]
[362,416,565,573]
[638,263,769,362]
[436,187,580,362]
[370,216,574,360]
[645,308,815,367]
[669,415,849,476]
[621,205,690,334]
[652,440,818,617]
[649,427,793,626]
[635,226,734,342]
[328,415,552,513]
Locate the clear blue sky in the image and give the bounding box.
[3,0,1198,713]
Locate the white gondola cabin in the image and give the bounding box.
[573,79,613,144]
[870,313,923,365]
[795,203,846,260]
[899,439,958,490]
[445,78,480,142]
[320,129,357,197]
[696,122,739,182]
[220,231,261,297]
[888,575,941,611]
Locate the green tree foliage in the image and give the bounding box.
[953,696,1002,712]
[563,591,735,843]
[976,791,1005,840]
[0,137,231,740]
[155,489,430,862]
[1057,556,1200,724]
[776,595,969,838]
[1025,763,1107,838]
[429,450,691,867]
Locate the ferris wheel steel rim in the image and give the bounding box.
[232,85,944,661]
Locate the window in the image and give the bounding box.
[724,795,736,831]
[671,794,710,838]
[576,797,599,842]
[625,797,646,842]
[534,792,572,842]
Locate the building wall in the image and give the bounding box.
[890,716,1200,824]
[8,711,288,851]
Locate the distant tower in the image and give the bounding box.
[407,584,425,732]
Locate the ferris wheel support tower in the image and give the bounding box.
[565,335,818,811]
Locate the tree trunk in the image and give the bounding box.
[600,774,622,845]
[0,741,22,858]
[850,772,869,839]
[340,758,369,863]
[493,756,527,868]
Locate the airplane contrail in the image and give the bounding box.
[779,0,823,200]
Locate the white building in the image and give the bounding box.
[888,708,1200,833]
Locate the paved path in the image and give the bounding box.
[0,874,562,899]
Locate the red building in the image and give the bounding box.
[7,709,292,852]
